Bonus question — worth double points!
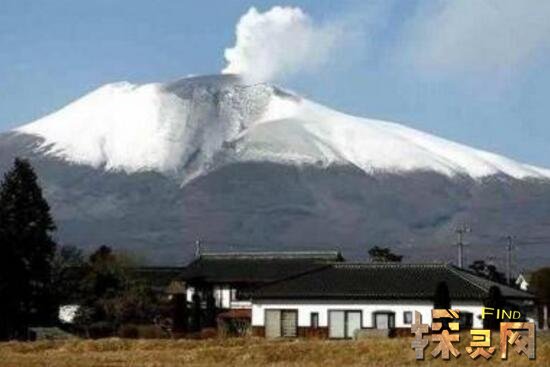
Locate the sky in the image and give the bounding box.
[2,0,550,167]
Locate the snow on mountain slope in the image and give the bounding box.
[16,75,274,181]
[16,74,550,181]
[245,99,550,178]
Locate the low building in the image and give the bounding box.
[515,273,530,291]
[179,251,344,333]
[251,263,536,339]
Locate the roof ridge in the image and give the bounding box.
[202,250,340,254]
[200,250,342,259]
[445,264,489,293]
[332,262,448,268]
[252,262,535,301]
[450,265,534,297]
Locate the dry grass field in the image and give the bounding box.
[0,333,548,367]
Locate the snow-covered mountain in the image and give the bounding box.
[2,74,550,267]
[16,74,550,182]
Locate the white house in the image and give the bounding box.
[250,263,536,339]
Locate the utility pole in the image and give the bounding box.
[455,225,470,269]
[505,235,513,285]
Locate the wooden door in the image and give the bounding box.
[265,310,281,338]
[281,310,297,337]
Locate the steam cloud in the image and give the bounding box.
[222,6,340,82]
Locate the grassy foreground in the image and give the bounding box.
[0,333,548,367]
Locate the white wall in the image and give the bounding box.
[186,285,252,309]
[252,300,485,329]
[58,304,80,324]
[186,286,194,303]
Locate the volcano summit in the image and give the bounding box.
[1,75,550,266]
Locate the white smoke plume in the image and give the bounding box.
[222,6,341,82]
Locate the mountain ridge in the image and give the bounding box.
[1,74,549,267]
[14,74,550,183]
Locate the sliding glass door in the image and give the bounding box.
[329,310,346,338]
[346,311,362,337]
[329,310,362,339]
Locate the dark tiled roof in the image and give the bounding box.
[180,251,343,283]
[253,263,534,301]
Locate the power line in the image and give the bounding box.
[514,241,550,246]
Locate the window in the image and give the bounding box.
[328,310,362,339]
[403,311,413,324]
[311,312,319,328]
[265,310,298,338]
[374,312,395,329]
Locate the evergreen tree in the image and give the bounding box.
[433,281,451,309]
[483,286,504,330]
[433,281,451,329]
[0,158,57,340]
[530,267,550,329]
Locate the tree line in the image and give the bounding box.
[0,159,167,340]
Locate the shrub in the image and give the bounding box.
[136,325,168,339]
[88,321,116,339]
[118,324,168,339]
[118,324,139,339]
